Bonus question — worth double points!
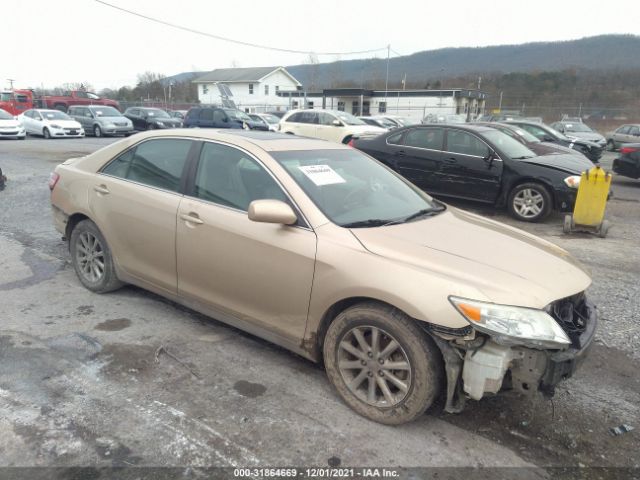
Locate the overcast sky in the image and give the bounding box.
[6,0,639,91]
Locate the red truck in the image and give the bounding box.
[0,89,34,116]
[35,90,120,112]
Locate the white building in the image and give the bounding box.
[192,66,301,112]
[278,88,488,122]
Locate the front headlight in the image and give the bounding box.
[156,121,164,127]
[449,296,570,349]
[50,124,62,129]
[564,175,581,188]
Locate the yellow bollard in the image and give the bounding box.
[563,166,612,237]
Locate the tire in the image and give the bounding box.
[507,182,552,222]
[147,123,155,130]
[70,220,123,293]
[606,140,615,151]
[563,214,573,234]
[54,104,67,113]
[94,125,103,137]
[43,128,51,139]
[342,135,353,144]
[323,302,442,425]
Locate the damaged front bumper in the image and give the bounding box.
[429,296,597,413]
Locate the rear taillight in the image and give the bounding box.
[620,146,639,155]
[347,138,355,147]
[48,172,60,191]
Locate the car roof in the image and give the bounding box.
[121,128,348,152]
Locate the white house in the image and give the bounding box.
[192,66,302,112]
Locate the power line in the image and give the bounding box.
[95,0,389,56]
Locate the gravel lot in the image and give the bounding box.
[0,136,638,477]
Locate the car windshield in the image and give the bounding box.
[548,126,570,141]
[91,107,121,117]
[43,111,70,120]
[497,124,540,143]
[271,149,442,227]
[374,118,396,128]
[144,109,170,118]
[261,114,280,124]
[0,93,11,101]
[332,111,366,126]
[482,130,537,159]
[224,109,252,122]
[563,123,593,133]
[0,109,12,119]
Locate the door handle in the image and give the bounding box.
[394,150,406,157]
[444,157,457,164]
[180,212,204,225]
[93,184,109,194]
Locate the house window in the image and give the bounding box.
[249,84,254,95]
[306,101,314,109]
[292,100,299,109]
[379,101,387,113]
[264,84,269,95]
[337,101,345,112]
[352,101,359,115]
[275,86,279,95]
[202,85,208,95]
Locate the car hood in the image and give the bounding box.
[97,116,129,122]
[151,117,179,124]
[519,153,593,173]
[0,119,21,128]
[350,208,591,309]
[566,132,605,143]
[538,141,582,156]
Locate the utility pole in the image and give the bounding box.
[477,76,482,90]
[384,44,390,100]
[498,91,503,112]
[7,78,15,89]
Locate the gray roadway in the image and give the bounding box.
[0,136,638,474]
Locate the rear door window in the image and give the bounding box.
[403,128,444,150]
[446,130,490,157]
[102,139,193,193]
[199,109,213,121]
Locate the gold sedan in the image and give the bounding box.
[50,129,596,424]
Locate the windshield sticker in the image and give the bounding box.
[298,165,346,186]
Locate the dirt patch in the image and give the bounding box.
[233,380,267,398]
[77,305,95,316]
[96,344,155,378]
[94,318,132,332]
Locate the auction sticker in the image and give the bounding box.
[298,165,346,186]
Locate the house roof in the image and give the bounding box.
[192,66,301,85]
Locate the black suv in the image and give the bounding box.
[183,106,268,130]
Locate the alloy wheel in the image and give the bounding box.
[76,231,105,283]
[337,325,412,408]
[513,188,544,218]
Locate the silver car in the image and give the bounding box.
[68,105,133,137]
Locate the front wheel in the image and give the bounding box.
[323,302,442,425]
[70,220,123,293]
[43,128,51,139]
[507,183,552,222]
[606,140,615,151]
[147,123,156,130]
[94,125,103,137]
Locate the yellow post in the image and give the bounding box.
[572,166,612,227]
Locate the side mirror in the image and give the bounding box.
[248,199,297,225]
[332,119,342,126]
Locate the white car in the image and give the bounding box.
[249,113,282,132]
[19,109,84,139]
[279,109,386,144]
[0,108,26,139]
